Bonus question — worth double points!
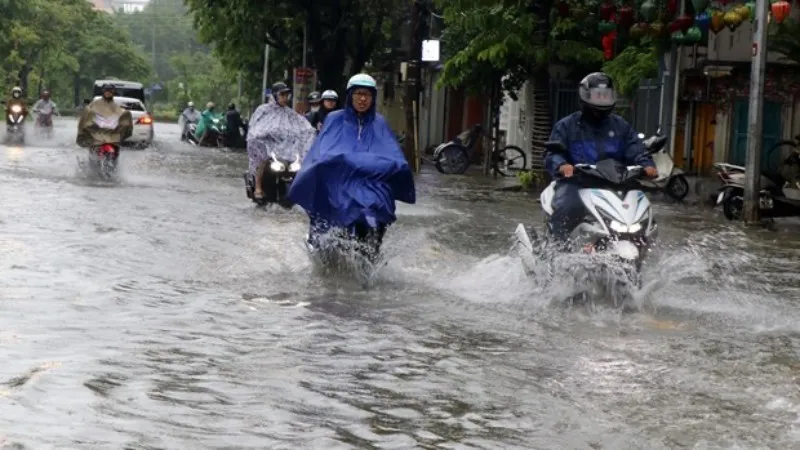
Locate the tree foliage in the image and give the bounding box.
[184,0,408,94]
[436,0,604,97]
[768,18,800,65]
[602,42,658,98]
[0,0,150,108]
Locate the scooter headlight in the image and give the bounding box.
[289,161,301,172]
[270,161,285,171]
[608,220,641,234]
[10,105,22,113]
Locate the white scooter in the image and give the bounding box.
[514,142,658,295]
[635,129,690,200]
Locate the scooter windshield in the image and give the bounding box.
[581,159,638,186]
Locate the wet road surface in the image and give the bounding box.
[1,119,800,449]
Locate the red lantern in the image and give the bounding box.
[667,0,679,17]
[599,2,615,20]
[618,5,635,27]
[555,1,570,17]
[676,13,694,31]
[602,31,617,60]
[771,0,791,23]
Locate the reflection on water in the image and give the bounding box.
[0,121,800,448]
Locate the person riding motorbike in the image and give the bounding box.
[179,101,200,140]
[195,102,219,146]
[224,103,247,148]
[305,91,321,123]
[307,89,339,132]
[287,74,415,252]
[76,83,133,148]
[32,90,59,118]
[545,72,657,243]
[246,82,315,200]
[5,87,28,125]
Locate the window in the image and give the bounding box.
[116,100,145,112]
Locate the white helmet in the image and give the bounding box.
[321,90,338,100]
[347,74,377,91]
[206,102,215,109]
[187,101,194,107]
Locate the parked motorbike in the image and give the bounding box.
[5,103,27,144]
[244,151,300,208]
[713,147,800,220]
[634,129,689,200]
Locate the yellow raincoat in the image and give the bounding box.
[76,98,134,148]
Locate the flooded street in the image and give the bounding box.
[2,119,800,449]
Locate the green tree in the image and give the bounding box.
[184,0,407,94]
[768,18,800,65]
[435,0,604,97]
[0,0,150,108]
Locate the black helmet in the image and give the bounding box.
[271,82,291,103]
[578,72,617,120]
[308,91,321,103]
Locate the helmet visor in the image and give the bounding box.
[583,86,616,108]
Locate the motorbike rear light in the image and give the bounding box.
[137,115,153,125]
[99,144,117,154]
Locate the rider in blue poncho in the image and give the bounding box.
[287,73,416,252]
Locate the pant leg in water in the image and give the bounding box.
[548,180,585,242]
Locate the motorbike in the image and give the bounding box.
[244,151,301,208]
[514,142,658,306]
[634,129,690,200]
[713,149,800,220]
[305,217,387,278]
[34,106,56,139]
[185,115,225,147]
[5,103,27,144]
[89,143,120,179]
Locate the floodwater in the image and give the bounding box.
[1,119,800,449]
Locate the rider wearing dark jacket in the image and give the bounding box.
[304,91,321,124]
[544,72,657,242]
[224,103,246,147]
[307,89,339,132]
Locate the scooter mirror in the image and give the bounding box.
[656,126,662,135]
[637,133,645,139]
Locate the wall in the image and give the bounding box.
[418,70,446,151]
[499,81,533,169]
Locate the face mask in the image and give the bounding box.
[310,106,320,112]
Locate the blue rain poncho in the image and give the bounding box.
[287,88,416,228]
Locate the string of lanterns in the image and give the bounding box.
[554,0,794,60]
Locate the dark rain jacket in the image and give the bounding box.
[544,111,655,178]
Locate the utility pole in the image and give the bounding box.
[151,1,156,78]
[744,0,768,224]
[403,0,422,172]
[261,39,271,104]
[302,20,308,68]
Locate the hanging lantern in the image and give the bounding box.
[555,1,570,17]
[602,33,616,60]
[667,0,679,17]
[710,10,726,33]
[723,10,743,30]
[734,4,751,21]
[746,2,756,21]
[572,6,589,20]
[692,0,710,12]
[676,13,694,32]
[684,25,703,43]
[629,22,649,39]
[618,5,635,28]
[640,0,658,22]
[599,1,616,20]
[670,30,686,44]
[650,21,666,36]
[598,20,617,34]
[668,20,683,33]
[771,0,791,24]
[695,12,711,33]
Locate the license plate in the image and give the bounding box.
[716,191,724,205]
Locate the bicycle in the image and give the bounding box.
[432,123,527,177]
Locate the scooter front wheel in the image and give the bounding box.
[665,174,690,201]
